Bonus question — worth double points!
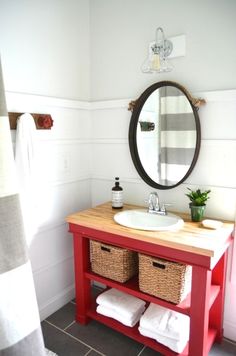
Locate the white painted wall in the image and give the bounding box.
[0,0,90,100]
[6,92,92,320]
[90,91,236,342]
[90,92,236,221]
[90,0,236,100]
[0,0,91,320]
[1,0,236,342]
[89,0,236,341]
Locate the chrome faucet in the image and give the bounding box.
[148,192,159,212]
[147,192,167,215]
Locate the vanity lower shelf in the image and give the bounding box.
[87,301,217,356]
[85,270,221,317]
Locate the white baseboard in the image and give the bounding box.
[39,284,75,321]
[224,320,236,342]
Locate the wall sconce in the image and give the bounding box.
[141,27,173,73]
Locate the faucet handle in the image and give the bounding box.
[160,203,172,214]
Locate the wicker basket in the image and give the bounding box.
[90,240,138,283]
[139,253,192,304]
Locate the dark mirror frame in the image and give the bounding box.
[129,81,202,190]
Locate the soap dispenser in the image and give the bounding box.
[112,177,123,209]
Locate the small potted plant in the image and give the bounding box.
[186,188,211,222]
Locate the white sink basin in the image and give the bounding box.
[114,209,184,231]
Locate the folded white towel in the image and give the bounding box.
[139,326,188,354]
[96,289,146,320]
[96,304,145,327]
[139,303,189,341]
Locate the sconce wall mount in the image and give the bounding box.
[151,37,173,59]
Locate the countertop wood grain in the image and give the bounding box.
[66,202,234,258]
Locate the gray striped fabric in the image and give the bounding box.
[0,59,46,355]
[0,195,28,274]
[1,329,45,356]
[160,147,195,165]
[159,86,196,185]
[160,113,196,131]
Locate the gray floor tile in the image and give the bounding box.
[209,339,236,355]
[138,346,162,356]
[42,321,90,356]
[46,302,75,330]
[139,339,236,356]
[86,351,105,356]
[66,319,144,356]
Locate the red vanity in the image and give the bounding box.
[66,202,234,356]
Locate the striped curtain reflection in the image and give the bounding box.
[159,86,196,186]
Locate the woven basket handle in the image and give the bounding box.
[152,261,166,269]
[101,245,111,253]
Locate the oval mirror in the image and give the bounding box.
[129,81,202,189]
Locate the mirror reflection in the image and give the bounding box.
[129,81,201,189]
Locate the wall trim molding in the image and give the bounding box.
[39,138,92,144]
[12,138,93,145]
[223,320,236,340]
[91,174,236,190]
[39,283,75,321]
[6,88,236,113]
[90,98,130,110]
[50,175,91,187]
[36,220,67,235]
[33,255,74,276]
[89,89,236,109]
[91,138,128,144]
[33,256,75,320]
[91,174,141,184]
[196,89,236,103]
[90,138,236,145]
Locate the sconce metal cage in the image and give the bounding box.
[142,27,173,73]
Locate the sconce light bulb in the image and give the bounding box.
[151,53,161,71]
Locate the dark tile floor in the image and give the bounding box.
[42,287,236,356]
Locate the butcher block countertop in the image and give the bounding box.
[66,202,234,258]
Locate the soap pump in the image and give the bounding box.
[112,177,123,209]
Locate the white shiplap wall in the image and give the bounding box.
[91,90,236,221]
[6,92,91,320]
[90,89,236,341]
[6,88,236,339]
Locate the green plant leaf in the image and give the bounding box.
[186,188,211,206]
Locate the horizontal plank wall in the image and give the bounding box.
[90,89,236,341]
[6,91,92,320]
[6,89,236,339]
[90,89,236,221]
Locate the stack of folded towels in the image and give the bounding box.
[139,303,190,353]
[96,288,146,327]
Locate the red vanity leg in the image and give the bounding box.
[73,233,91,324]
[189,266,212,356]
[210,252,227,342]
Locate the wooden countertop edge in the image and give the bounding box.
[66,202,234,258]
